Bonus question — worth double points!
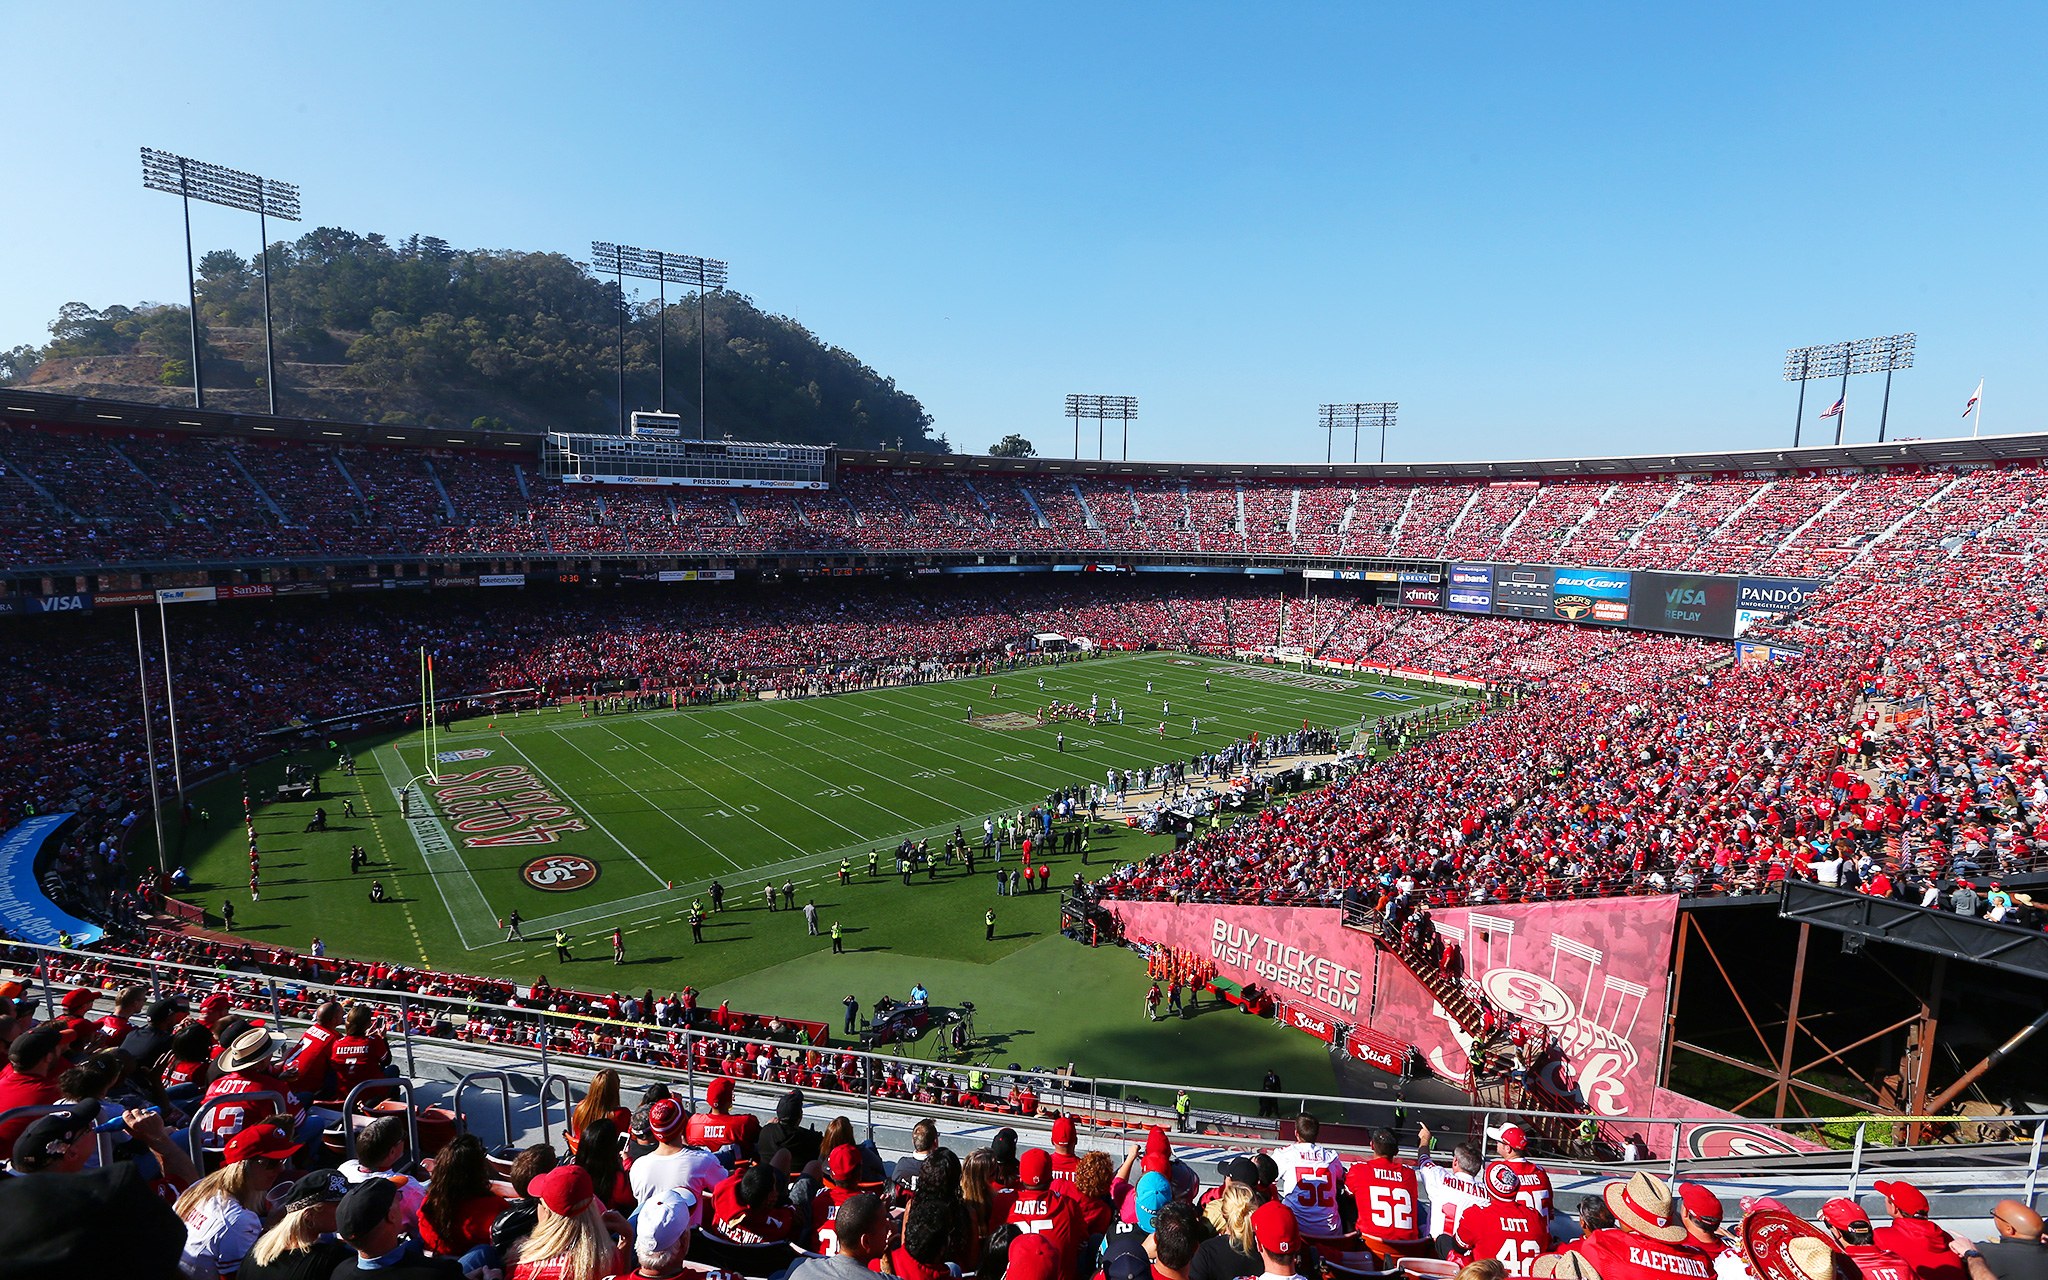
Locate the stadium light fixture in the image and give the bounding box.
[1319,402,1398,464]
[1783,334,1912,446]
[142,148,302,414]
[593,241,728,438]
[1064,394,1137,460]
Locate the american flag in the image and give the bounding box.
[1963,380,1982,417]
[1819,397,1844,419]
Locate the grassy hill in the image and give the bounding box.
[2,230,946,450]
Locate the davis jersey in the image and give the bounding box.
[1272,1141,1345,1238]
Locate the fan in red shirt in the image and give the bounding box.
[1008,1149,1085,1278]
[707,1165,797,1243]
[1455,1162,1553,1275]
[1048,1116,1082,1193]
[1868,1181,1966,1280]
[1822,1198,1919,1280]
[95,985,148,1052]
[53,988,100,1049]
[1346,1128,1424,1252]
[1567,1172,1713,1280]
[328,1005,398,1102]
[1487,1125,1555,1220]
[198,1027,307,1144]
[0,1025,68,1153]
[284,1001,345,1101]
[687,1077,761,1162]
[811,1144,869,1254]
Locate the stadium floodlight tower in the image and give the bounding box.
[1783,333,1913,446]
[141,148,302,414]
[1319,402,1397,464]
[1064,394,1138,460]
[592,242,728,439]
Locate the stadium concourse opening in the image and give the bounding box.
[5,390,2048,1276]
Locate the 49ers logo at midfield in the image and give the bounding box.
[521,855,602,892]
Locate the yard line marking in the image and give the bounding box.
[372,743,497,950]
[630,720,872,848]
[496,731,669,888]
[550,725,747,872]
[639,716,927,832]
[706,702,1023,807]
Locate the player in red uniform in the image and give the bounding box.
[686,1077,761,1163]
[329,1005,398,1102]
[1347,1128,1424,1253]
[1455,1163,1554,1276]
[1486,1125,1554,1221]
[1007,1149,1084,1278]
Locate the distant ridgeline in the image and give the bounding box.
[0,228,945,450]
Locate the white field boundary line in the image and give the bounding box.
[372,743,499,950]
[493,731,669,891]
[635,716,929,837]
[543,724,747,872]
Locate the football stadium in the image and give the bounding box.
[5,9,2048,1280]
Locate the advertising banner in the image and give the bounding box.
[220,583,274,600]
[1399,583,1443,608]
[1551,568,1631,624]
[1280,1002,1339,1043]
[0,598,22,617]
[1492,565,1555,618]
[26,592,92,614]
[91,589,158,606]
[1397,571,1440,583]
[156,586,217,604]
[0,813,103,946]
[1113,896,1677,1125]
[1735,577,1821,635]
[431,576,479,589]
[1446,563,1493,614]
[1345,1026,1409,1075]
[480,574,526,587]
[273,583,330,597]
[1647,1087,1827,1157]
[563,473,828,490]
[656,569,736,582]
[1636,572,1739,637]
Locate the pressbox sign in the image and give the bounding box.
[1116,896,1677,1122]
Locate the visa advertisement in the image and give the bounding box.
[1445,563,1493,613]
[1637,572,1739,637]
[1550,568,1631,624]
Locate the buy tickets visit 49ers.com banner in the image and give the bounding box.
[1112,896,1676,1119]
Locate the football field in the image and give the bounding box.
[176,651,1466,1092]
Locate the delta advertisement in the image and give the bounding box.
[1113,896,1679,1133]
[1735,577,1821,635]
[1445,564,1493,613]
[1551,568,1631,624]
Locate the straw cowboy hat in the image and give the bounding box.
[1532,1253,1604,1280]
[217,1026,277,1075]
[1603,1171,1689,1244]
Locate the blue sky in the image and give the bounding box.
[3,2,2039,462]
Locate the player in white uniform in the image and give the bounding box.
[1414,1125,1491,1251]
[1270,1113,1346,1240]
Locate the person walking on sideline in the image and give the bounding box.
[612,927,626,964]
[555,928,571,962]
[804,900,821,936]
[985,909,996,942]
[505,909,524,942]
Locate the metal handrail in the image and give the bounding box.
[453,1070,517,1152]
[539,1074,575,1146]
[341,1076,420,1163]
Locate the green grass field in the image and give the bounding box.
[174,651,1464,1100]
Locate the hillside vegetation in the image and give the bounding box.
[1,229,944,449]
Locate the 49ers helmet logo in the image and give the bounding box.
[521,855,601,892]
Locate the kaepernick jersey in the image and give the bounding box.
[1347,1157,1423,1241]
[1455,1199,1553,1276]
[285,1023,339,1090]
[1272,1141,1345,1238]
[329,1034,392,1093]
[1572,1228,1713,1280]
[687,1110,761,1162]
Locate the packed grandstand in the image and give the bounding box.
[3,397,2046,1279]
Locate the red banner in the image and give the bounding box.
[1281,1002,1339,1042]
[1112,896,1679,1124]
[1345,1026,1408,1074]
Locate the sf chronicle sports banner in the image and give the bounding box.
[1112,896,1677,1123]
[1445,564,1492,613]
[1550,568,1630,624]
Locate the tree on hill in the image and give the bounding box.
[988,433,1037,457]
[5,227,946,450]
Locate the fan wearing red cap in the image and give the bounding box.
[508,1165,632,1280]
[1347,1127,1424,1247]
[1571,1173,1712,1280]
[1821,1198,1916,1280]
[810,1143,871,1254]
[54,988,99,1047]
[1050,1115,1082,1192]
[1487,1124,1556,1221]
[1253,1201,1303,1278]
[1870,1182,1966,1280]
[1009,1147,1085,1279]
[628,1098,726,1219]
[686,1077,761,1162]
[1453,1160,1554,1275]
[1676,1183,1735,1265]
